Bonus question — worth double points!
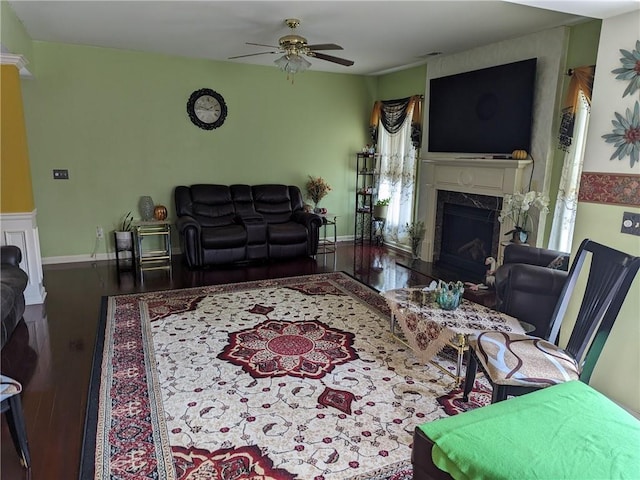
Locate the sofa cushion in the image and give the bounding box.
[471,330,580,387]
[268,222,308,244]
[252,185,294,224]
[201,225,247,249]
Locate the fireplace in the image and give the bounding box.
[434,191,502,280]
[417,156,533,272]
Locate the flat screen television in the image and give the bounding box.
[428,58,537,155]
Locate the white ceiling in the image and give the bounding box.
[6,1,640,75]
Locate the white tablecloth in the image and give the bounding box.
[381,288,525,364]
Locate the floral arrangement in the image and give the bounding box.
[306,176,332,205]
[499,191,550,234]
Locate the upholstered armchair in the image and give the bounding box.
[494,244,570,338]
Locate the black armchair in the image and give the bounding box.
[494,244,570,338]
[1,246,28,350]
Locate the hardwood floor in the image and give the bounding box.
[1,244,438,480]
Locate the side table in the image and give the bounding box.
[380,287,525,384]
[318,214,337,254]
[133,221,172,278]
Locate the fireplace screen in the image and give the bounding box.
[434,191,502,280]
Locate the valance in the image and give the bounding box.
[370,95,423,147]
[558,65,595,151]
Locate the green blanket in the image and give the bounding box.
[419,381,640,479]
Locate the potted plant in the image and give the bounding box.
[404,221,425,259]
[498,191,549,244]
[373,198,390,220]
[114,211,134,251]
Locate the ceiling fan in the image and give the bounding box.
[228,18,355,70]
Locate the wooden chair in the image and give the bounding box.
[463,238,640,403]
[1,374,31,470]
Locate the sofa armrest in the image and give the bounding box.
[176,215,201,235]
[237,214,267,245]
[1,246,22,267]
[176,215,203,267]
[499,264,568,338]
[291,211,323,229]
[503,244,570,271]
[291,211,323,255]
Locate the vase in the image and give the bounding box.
[154,205,168,221]
[435,280,464,310]
[511,229,529,244]
[139,196,155,221]
[114,231,133,251]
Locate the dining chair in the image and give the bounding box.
[462,238,640,404]
[1,374,31,469]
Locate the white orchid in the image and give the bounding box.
[499,190,549,233]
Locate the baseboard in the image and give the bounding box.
[41,242,367,265]
[43,247,183,265]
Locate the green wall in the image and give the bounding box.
[21,41,377,258]
[377,65,427,100]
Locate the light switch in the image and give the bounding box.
[53,169,69,179]
[621,211,640,237]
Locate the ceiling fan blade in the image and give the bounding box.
[307,43,343,51]
[310,52,354,67]
[246,42,280,49]
[228,51,278,60]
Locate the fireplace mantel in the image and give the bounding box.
[418,155,532,264]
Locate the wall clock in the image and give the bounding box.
[186,88,228,130]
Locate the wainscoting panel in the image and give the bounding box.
[1,210,47,304]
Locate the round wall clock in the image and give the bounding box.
[186,88,228,130]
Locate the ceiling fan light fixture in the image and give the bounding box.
[274,53,311,81]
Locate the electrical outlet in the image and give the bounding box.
[53,169,69,179]
[621,211,640,237]
[96,226,104,239]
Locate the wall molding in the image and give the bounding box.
[0,53,32,77]
[579,172,640,206]
[1,210,47,304]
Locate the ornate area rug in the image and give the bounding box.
[82,272,481,479]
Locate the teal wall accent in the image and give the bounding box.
[0,0,34,66]
[21,41,375,257]
[545,19,601,243]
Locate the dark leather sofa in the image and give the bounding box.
[175,184,323,268]
[494,243,570,338]
[1,246,28,350]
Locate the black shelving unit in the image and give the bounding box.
[354,152,379,244]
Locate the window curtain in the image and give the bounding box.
[369,96,423,246]
[549,66,595,253]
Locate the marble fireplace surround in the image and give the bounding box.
[418,156,532,265]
